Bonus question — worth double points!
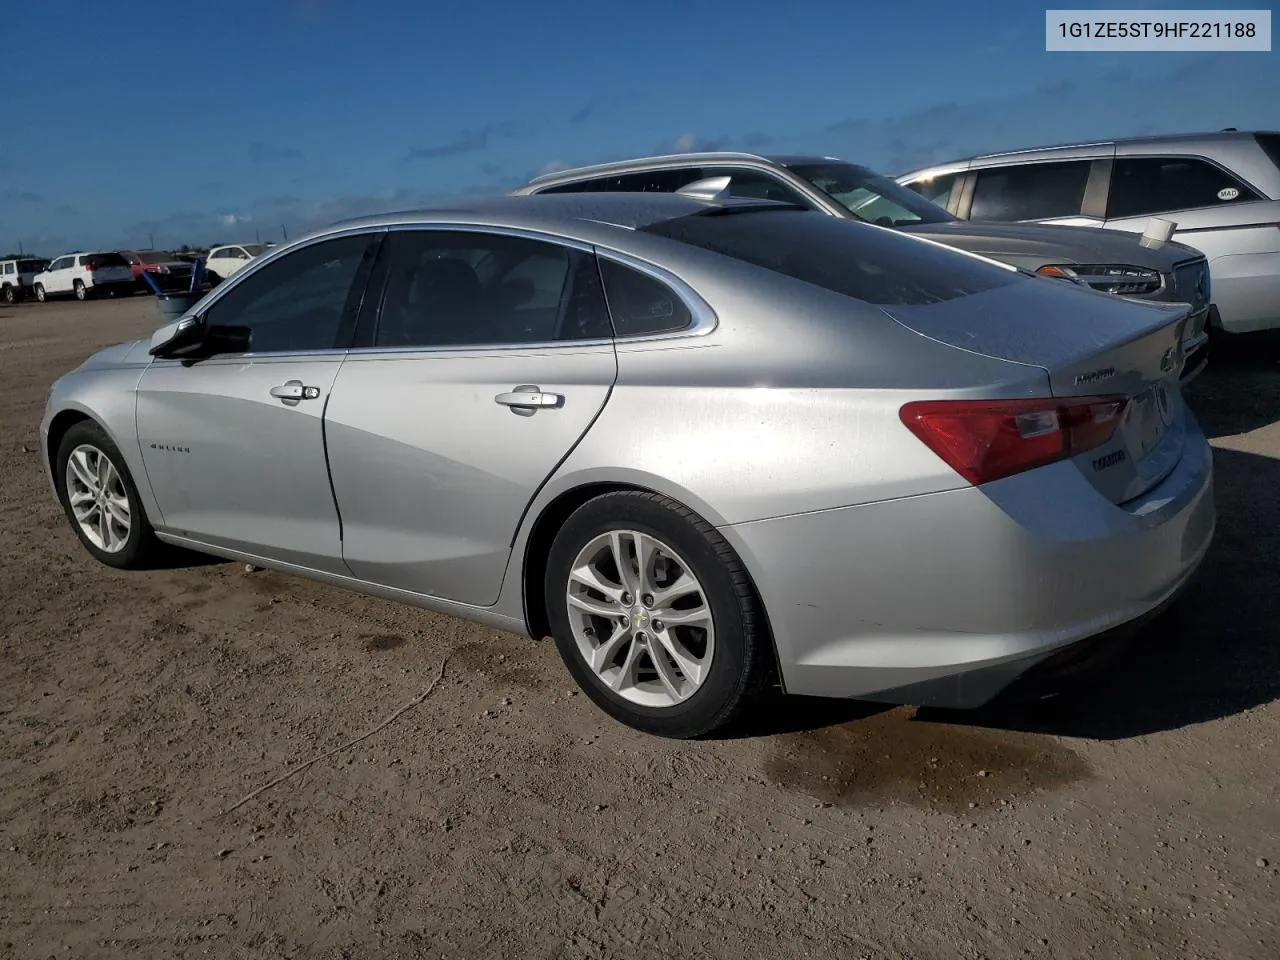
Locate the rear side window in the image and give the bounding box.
[84,253,130,268]
[1107,156,1263,219]
[598,259,693,336]
[640,209,1021,306]
[970,160,1091,221]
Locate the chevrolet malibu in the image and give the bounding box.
[40,193,1215,739]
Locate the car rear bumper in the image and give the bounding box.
[720,415,1215,708]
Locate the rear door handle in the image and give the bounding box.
[495,386,563,412]
[270,380,321,405]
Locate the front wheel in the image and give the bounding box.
[55,420,162,569]
[545,491,773,739]
[34,284,47,302]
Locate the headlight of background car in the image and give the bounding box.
[1036,264,1164,296]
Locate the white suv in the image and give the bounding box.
[205,243,273,283]
[1,257,50,303]
[32,252,136,302]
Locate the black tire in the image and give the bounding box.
[2,285,15,304]
[34,283,46,302]
[73,280,88,301]
[55,420,162,570]
[545,491,773,739]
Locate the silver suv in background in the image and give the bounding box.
[514,153,1213,375]
[897,130,1280,335]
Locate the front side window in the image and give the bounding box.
[372,230,612,348]
[970,160,1092,221]
[51,258,71,271]
[1106,156,1262,219]
[202,233,378,353]
[787,162,956,226]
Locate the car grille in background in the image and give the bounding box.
[1173,259,1210,313]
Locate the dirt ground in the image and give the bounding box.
[1,295,1278,960]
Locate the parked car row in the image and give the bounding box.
[512,148,1218,377]
[1,242,275,304]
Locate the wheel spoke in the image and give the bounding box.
[649,641,686,701]
[97,508,113,550]
[105,495,130,528]
[68,489,95,510]
[650,572,698,610]
[589,623,630,673]
[95,450,110,486]
[608,531,640,597]
[608,637,643,693]
[567,592,619,619]
[653,627,706,687]
[568,563,623,604]
[69,451,96,490]
[653,603,711,629]
[634,534,657,597]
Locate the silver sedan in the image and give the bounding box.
[39,193,1216,738]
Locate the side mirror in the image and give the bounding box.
[149,315,204,357]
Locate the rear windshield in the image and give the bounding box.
[639,208,1022,306]
[243,244,270,256]
[17,259,45,272]
[1254,133,1280,175]
[85,253,130,268]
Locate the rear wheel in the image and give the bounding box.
[34,284,47,302]
[545,491,772,739]
[55,420,161,570]
[2,285,15,304]
[73,280,88,301]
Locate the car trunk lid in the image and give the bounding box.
[880,276,1193,504]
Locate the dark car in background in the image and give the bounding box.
[122,250,196,292]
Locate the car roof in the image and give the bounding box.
[950,129,1279,165]
[519,151,862,189]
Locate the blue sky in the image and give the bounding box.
[1,0,1277,254]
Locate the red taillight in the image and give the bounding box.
[899,395,1128,485]
[84,262,96,271]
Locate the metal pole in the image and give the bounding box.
[149,232,155,249]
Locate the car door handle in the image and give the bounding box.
[494,387,563,409]
[270,380,321,404]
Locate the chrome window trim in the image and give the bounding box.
[338,222,719,358]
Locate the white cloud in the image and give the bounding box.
[671,132,697,152]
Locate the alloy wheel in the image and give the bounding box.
[65,444,131,553]
[565,529,715,708]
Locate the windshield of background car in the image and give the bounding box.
[18,260,45,272]
[243,244,269,256]
[641,208,1021,306]
[788,162,957,226]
